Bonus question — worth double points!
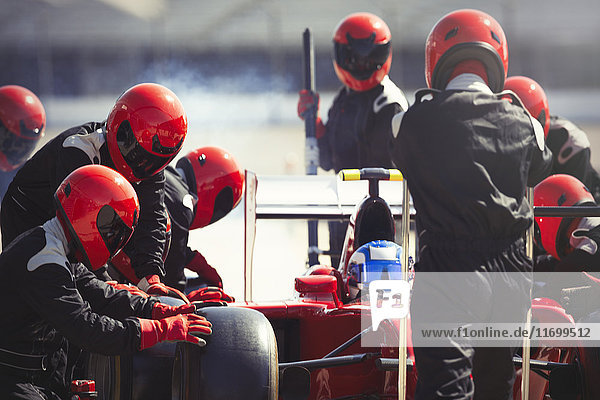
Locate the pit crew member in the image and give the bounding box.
[389,9,552,400]
[0,85,46,199]
[297,12,409,267]
[0,165,210,400]
[504,75,600,202]
[108,146,242,302]
[534,174,600,274]
[1,83,186,297]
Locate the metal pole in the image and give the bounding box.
[399,179,410,400]
[521,187,534,400]
[244,170,257,302]
[302,28,319,267]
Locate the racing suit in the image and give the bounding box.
[0,217,157,399]
[106,166,220,291]
[390,74,552,400]
[163,166,201,288]
[0,168,18,201]
[546,115,600,202]
[319,76,409,267]
[0,122,169,280]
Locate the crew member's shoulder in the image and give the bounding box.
[57,122,106,164]
[373,76,409,113]
[0,227,66,275]
[391,88,441,138]
[497,90,545,150]
[548,115,588,138]
[24,227,73,278]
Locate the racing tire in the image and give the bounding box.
[172,306,278,400]
[85,296,184,400]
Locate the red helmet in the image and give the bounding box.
[109,212,171,284]
[504,76,550,138]
[176,146,245,230]
[333,12,392,92]
[106,83,187,182]
[425,9,508,92]
[0,85,46,172]
[54,165,140,270]
[534,174,595,260]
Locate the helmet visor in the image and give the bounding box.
[0,119,42,166]
[97,204,137,257]
[116,121,178,180]
[334,40,390,80]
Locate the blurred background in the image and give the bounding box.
[3,0,600,167]
[2,0,600,299]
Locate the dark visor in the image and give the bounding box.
[0,119,42,166]
[334,34,390,80]
[152,133,182,155]
[97,205,136,257]
[117,120,178,180]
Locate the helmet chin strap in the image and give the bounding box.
[447,59,489,87]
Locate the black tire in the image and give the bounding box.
[172,306,278,400]
[86,296,184,400]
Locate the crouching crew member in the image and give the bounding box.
[534,174,600,273]
[109,146,243,302]
[1,83,186,297]
[0,165,211,399]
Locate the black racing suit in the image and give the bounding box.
[163,166,196,288]
[107,166,218,291]
[319,76,408,267]
[0,168,18,201]
[390,78,552,400]
[0,122,168,280]
[0,218,156,399]
[108,166,197,290]
[546,115,600,202]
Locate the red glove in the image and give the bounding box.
[105,281,149,298]
[186,251,223,288]
[297,89,319,120]
[152,302,196,319]
[297,90,326,139]
[188,286,235,303]
[138,275,190,303]
[138,314,212,350]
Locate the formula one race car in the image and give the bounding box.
[84,168,598,400]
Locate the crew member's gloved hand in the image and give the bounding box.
[138,274,190,303]
[297,89,319,120]
[188,286,235,303]
[152,302,196,319]
[105,281,149,298]
[138,314,212,350]
[297,90,326,139]
[186,251,223,288]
